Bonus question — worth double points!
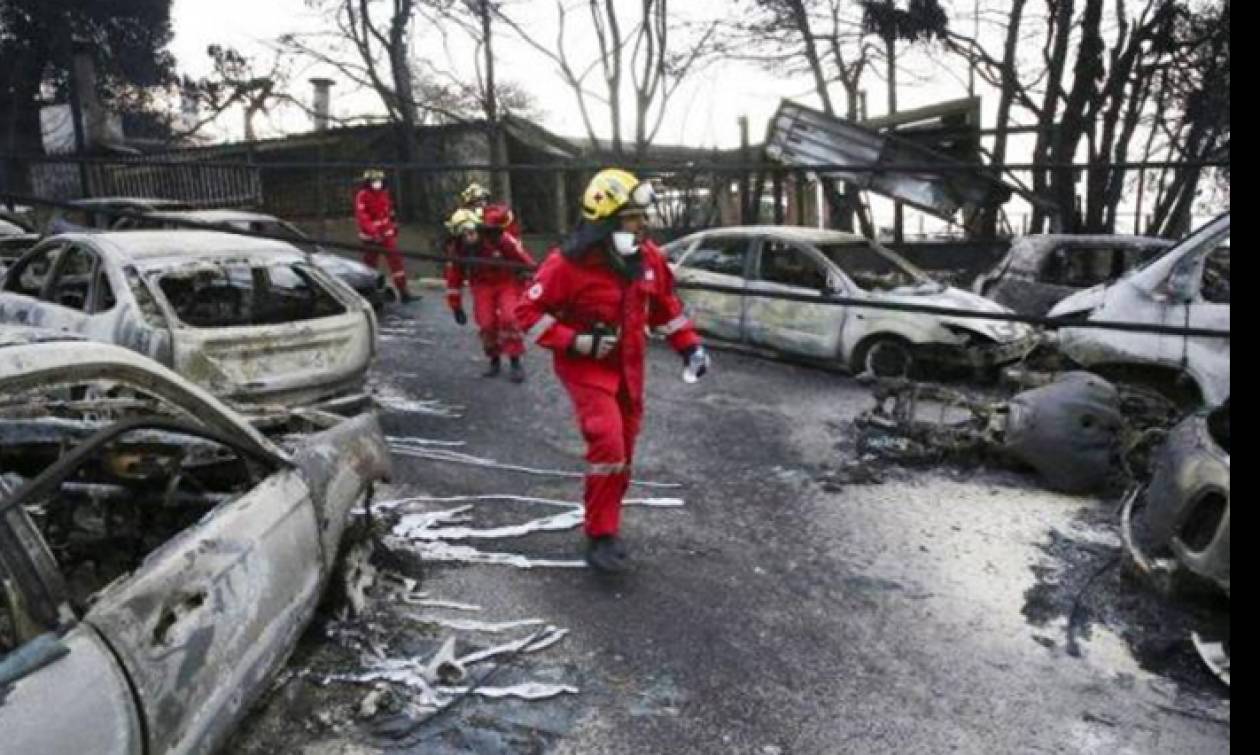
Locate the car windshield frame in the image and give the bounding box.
[811,238,934,291]
[1132,212,1231,277]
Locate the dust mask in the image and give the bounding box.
[611,231,639,257]
[371,180,383,191]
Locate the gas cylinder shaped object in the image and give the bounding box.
[1002,371,1125,493]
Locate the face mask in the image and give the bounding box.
[611,231,639,257]
[371,181,383,191]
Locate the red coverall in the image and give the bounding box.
[445,233,536,358]
[515,239,700,538]
[354,186,408,293]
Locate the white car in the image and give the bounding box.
[666,226,1036,377]
[0,230,377,410]
[1048,213,1230,407]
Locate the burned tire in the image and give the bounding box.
[852,335,915,379]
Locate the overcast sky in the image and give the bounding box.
[169,0,996,149]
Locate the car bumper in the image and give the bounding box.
[972,332,1044,367]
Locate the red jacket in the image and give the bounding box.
[355,187,397,242]
[515,239,701,398]
[445,233,536,306]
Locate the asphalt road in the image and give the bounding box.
[233,293,1229,754]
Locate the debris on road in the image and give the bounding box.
[853,371,1170,494]
[1191,632,1231,687]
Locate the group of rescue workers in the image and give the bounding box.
[354,168,711,574]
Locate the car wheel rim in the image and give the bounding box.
[866,341,912,378]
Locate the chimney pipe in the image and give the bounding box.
[310,78,334,132]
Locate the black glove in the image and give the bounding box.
[453,308,468,326]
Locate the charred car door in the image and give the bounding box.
[0,481,145,755]
[672,234,752,341]
[1164,232,1230,405]
[0,343,353,754]
[1,417,321,755]
[81,432,324,754]
[745,238,844,358]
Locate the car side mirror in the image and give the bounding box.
[823,277,844,297]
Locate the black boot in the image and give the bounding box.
[509,357,525,383]
[482,357,502,377]
[586,535,628,574]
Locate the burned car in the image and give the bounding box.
[0,230,378,411]
[972,234,1170,316]
[667,226,1037,377]
[45,197,194,235]
[1048,213,1229,407]
[114,209,397,309]
[0,330,391,754]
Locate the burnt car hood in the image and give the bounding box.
[874,285,1031,342]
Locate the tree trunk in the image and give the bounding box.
[982,0,1026,238]
[1050,0,1104,233]
[1031,0,1074,232]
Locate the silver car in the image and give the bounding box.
[0,230,377,410]
[1049,213,1230,408]
[667,226,1036,377]
[0,330,391,755]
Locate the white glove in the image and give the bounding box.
[683,345,710,383]
[570,329,620,359]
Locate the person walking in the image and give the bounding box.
[515,169,711,573]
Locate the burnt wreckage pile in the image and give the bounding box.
[846,369,1229,686]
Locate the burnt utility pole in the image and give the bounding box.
[739,115,751,223]
[482,0,503,198]
[66,36,91,198]
[884,29,904,244]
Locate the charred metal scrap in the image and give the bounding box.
[1120,400,1230,686]
[857,371,1139,494]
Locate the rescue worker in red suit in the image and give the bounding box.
[515,169,711,573]
[459,182,522,238]
[446,203,536,382]
[355,169,414,302]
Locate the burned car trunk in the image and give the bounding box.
[0,331,390,755]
